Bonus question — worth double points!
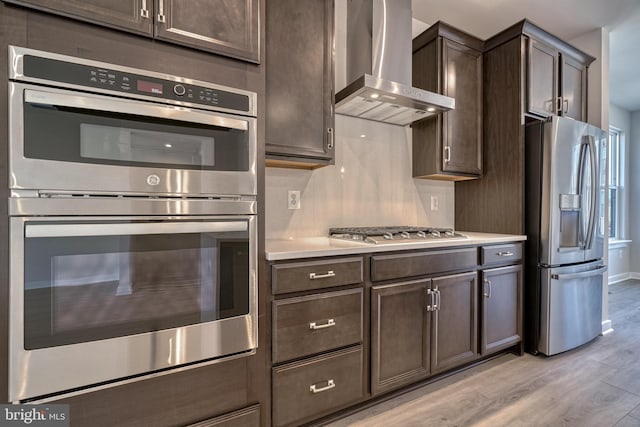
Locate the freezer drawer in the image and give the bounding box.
[539,261,606,355]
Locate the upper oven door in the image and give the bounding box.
[9,82,257,197]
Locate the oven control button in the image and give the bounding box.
[173,84,186,96]
[146,174,161,186]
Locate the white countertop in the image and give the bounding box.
[266,232,527,261]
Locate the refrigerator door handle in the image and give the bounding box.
[585,135,598,250]
[576,140,589,248]
[551,266,607,280]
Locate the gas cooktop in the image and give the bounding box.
[329,226,468,244]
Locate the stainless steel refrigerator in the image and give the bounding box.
[524,116,608,356]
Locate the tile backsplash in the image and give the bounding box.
[265,115,455,240]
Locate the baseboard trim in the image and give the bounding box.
[601,319,613,335]
[609,273,631,284]
[609,272,640,284]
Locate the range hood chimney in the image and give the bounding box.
[335,0,454,126]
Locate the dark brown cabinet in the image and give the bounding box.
[272,288,363,364]
[154,0,260,62]
[431,271,478,374]
[187,405,260,427]
[265,0,335,169]
[527,36,589,121]
[455,19,594,235]
[272,346,364,427]
[4,0,260,62]
[371,271,478,395]
[370,280,430,396]
[480,265,523,355]
[412,22,483,180]
[270,256,364,426]
[268,241,524,425]
[528,38,558,118]
[4,0,152,34]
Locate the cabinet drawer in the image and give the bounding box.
[371,248,477,282]
[481,243,523,265]
[272,346,364,427]
[273,289,363,363]
[272,257,363,294]
[187,404,260,427]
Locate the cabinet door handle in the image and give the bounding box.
[140,0,150,18]
[327,127,334,150]
[484,279,492,298]
[309,270,335,280]
[432,289,441,311]
[443,146,451,163]
[310,379,335,394]
[497,251,514,257]
[309,319,335,330]
[157,0,166,23]
[563,99,569,114]
[426,288,435,311]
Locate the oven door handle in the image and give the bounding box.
[24,89,249,130]
[25,221,248,238]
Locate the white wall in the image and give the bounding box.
[265,115,455,240]
[630,111,640,277]
[608,104,632,283]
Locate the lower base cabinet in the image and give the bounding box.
[371,280,430,396]
[431,271,478,374]
[186,405,260,427]
[269,243,523,425]
[272,346,364,427]
[371,271,478,396]
[481,264,523,355]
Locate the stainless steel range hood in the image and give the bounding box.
[335,0,454,126]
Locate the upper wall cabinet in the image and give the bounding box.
[527,36,590,121]
[4,0,260,63]
[265,0,335,169]
[455,20,594,235]
[412,22,483,181]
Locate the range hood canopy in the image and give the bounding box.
[335,0,454,126]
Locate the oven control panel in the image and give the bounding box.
[20,54,252,114]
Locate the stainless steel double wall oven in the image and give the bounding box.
[7,46,258,402]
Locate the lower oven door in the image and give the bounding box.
[9,215,257,402]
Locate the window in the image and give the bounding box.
[604,128,621,239]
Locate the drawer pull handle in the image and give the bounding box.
[497,251,514,257]
[310,379,335,394]
[309,270,335,280]
[309,319,336,330]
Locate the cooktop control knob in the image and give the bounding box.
[173,84,186,96]
[400,231,410,239]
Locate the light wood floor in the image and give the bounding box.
[326,280,640,427]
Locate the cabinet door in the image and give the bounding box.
[431,271,478,374]
[187,404,260,427]
[442,39,482,176]
[527,38,558,117]
[5,0,153,35]
[481,265,523,355]
[561,55,587,121]
[154,0,260,63]
[371,280,430,396]
[265,0,335,168]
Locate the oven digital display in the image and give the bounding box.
[137,80,163,95]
